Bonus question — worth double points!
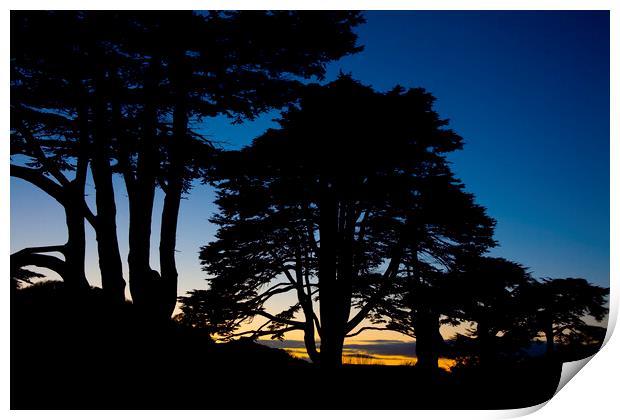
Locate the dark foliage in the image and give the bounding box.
[195,74,496,367]
[11,10,365,318]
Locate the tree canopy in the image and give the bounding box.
[195,74,497,366]
[11,10,365,318]
[524,277,609,357]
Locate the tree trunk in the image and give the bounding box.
[127,60,159,316]
[91,75,126,305]
[318,179,344,368]
[157,50,186,321]
[127,188,156,313]
[63,109,90,291]
[544,320,555,357]
[414,307,442,371]
[477,320,493,369]
[408,235,442,371]
[159,182,181,320]
[295,243,321,364]
[63,194,89,290]
[338,202,355,332]
[9,172,89,291]
[304,320,320,364]
[299,276,320,364]
[11,102,92,292]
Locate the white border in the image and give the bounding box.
[4,1,617,419]
[2,1,618,11]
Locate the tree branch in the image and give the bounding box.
[158,175,169,194]
[14,121,72,188]
[253,284,297,307]
[345,237,404,334]
[267,249,298,285]
[12,244,66,256]
[313,312,322,335]
[11,164,98,228]
[301,202,319,255]
[260,281,293,296]
[10,164,66,205]
[253,310,304,328]
[356,210,370,243]
[11,251,67,280]
[223,325,300,341]
[345,326,392,338]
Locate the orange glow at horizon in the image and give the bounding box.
[236,312,471,344]
[283,347,457,371]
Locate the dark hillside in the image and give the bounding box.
[12,282,561,409]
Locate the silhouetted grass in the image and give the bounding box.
[342,352,380,365]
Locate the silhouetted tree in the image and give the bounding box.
[12,11,365,318]
[136,11,364,321]
[11,12,116,293]
[445,256,535,368]
[524,278,609,357]
[11,11,127,302]
[199,75,490,367]
[195,186,322,360]
[358,164,496,371]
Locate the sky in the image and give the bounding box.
[10,11,610,344]
[199,10,610,287]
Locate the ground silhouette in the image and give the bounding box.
[12,281,567,410]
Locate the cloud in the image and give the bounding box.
[259,339,306,349]
[258,339,417,357]
[345,342,416,357]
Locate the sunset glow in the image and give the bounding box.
[281,347,457,371]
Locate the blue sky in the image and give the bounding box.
[10,11,610,299]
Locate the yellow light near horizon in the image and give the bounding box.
[282,348,457,372]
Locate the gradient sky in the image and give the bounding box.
[10,11,610,341]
